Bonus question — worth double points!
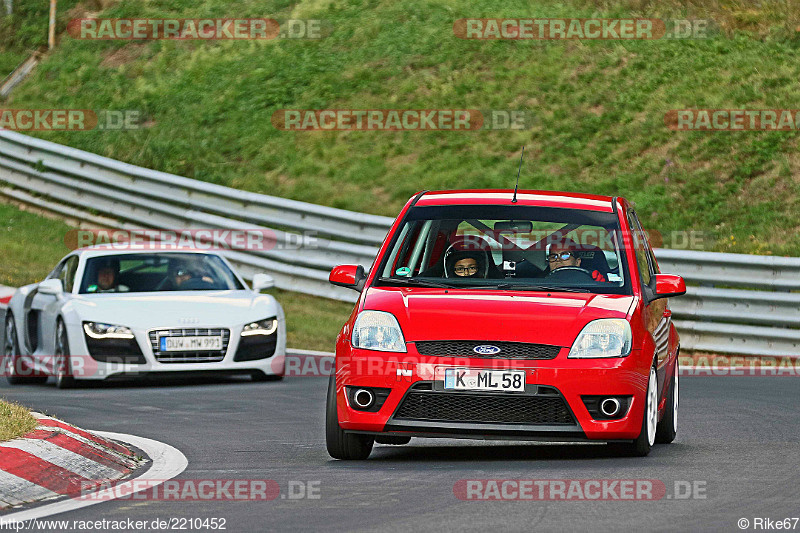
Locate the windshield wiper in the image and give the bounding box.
[490,283,588,293]
[377,277,454,288]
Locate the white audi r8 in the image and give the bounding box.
[3,246,286,388]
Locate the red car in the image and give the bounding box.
[326,190,685,459]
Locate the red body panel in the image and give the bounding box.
[332,190,681,443]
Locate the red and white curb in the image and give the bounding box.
[4,431,187,522]
[0,413,142,509]
[0,414,187,520]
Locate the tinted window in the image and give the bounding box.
[79,253,245,294]
[376,204,631,295]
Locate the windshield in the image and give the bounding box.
[375,204,631,294]
[79,253,245,294]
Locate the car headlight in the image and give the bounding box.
[241,318,278,336]
[568,319,632,358]
[352,311,407,353]
[83,322,135,340]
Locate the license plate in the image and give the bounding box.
[160,336,222,352]
[443,368,525,392]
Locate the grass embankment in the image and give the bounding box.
[0,202,351,351]
[0,400,37,442]
[4,0,800,255]
[0,0,85,78]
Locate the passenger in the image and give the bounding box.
[173,267,192,288]
[547,239,607,282]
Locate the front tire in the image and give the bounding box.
[656,360,678,443]
[55,321,75,389]
[616,365,657,457]
[4,314,46,385]
[325,373,373,460]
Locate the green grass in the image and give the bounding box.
[0,0,86,78]
[0,400,37,442]
[6,0,800,255]
[0,202,74,287]
[0,201,351,350]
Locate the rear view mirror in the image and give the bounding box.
[652,274,686,300]
[329,265,366,292]
[38,279,64,296]
[494,220,533,233]
[251,273,275,291]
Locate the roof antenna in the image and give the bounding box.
[512,146,524,203]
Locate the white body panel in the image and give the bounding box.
[5,247,286,381]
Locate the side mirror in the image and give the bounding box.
[651,274,686,300]
[329,265,366,292]
[38,278,64,296]
[251,273,275,291]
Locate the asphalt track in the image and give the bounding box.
[1,308,799,532]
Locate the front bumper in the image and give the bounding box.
[66,321,287,380]
[335,343,651,441]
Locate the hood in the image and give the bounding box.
[362,287,635,347]
[66,290,276,329]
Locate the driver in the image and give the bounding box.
[92,258,129,293]
[547,239,607,282]
[445,250,486,278]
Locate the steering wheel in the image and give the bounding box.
[545,266,594,282]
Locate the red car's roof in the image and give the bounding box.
[413,190,617,212]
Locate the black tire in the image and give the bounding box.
[375,436,411,445]
[4,314,46,385]
[325,373,373,460]
[251,370,283,382]
[614,365,657,457]
[55,320,75,389]
[656,360,678,444]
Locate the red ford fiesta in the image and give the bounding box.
[326,190,685,459]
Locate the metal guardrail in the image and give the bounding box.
[0,130,798,356]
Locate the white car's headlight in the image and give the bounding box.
[83,322,134,340]
[568,319,632,358]
[352,311,407,353]
[241,318,278,336]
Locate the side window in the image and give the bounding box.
[632,212,660,275]
[627,211,652,287]
[47,259,67,282]
[49,256,79,292]
[61,256,79,292]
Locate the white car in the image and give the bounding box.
[3,246,286,388]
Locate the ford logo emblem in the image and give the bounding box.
[473,345,501,355]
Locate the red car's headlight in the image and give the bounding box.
[352,311,407,353]
[568,319,632,358]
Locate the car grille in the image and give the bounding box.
[148,328,230,363]
[415,340,560,360]
[394,390,575,425]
